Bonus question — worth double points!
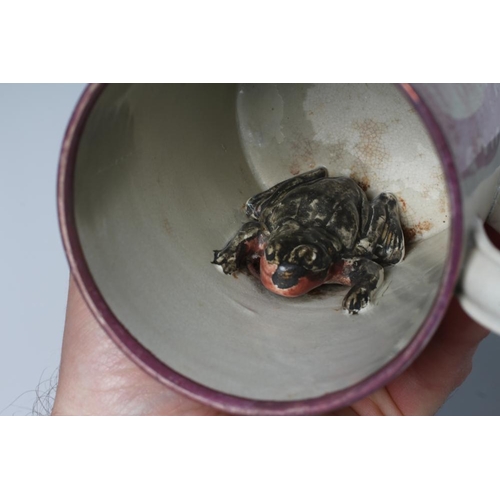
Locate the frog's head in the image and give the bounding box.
[260,226,335,297]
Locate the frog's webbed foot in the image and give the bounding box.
[356,192,405,266]
[343,285,372,314]
[329,258,384,314]
[212,222,261,274]
[342,259,384,314]
[245,167,328,220]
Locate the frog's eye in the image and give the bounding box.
[292,245,317,265]
[266,241,283,262]
[266,245,275,259]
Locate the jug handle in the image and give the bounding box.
[458,219,500,334]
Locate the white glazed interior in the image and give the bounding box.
[74,84,450,401]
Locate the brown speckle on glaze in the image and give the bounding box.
[290,164,301,176]
[350,172,370,192]
[403,220,434,242]
[398,196,408,212]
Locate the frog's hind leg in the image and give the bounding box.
[356,192,405,266]
[245,167,328,220]
[212,222,261,274]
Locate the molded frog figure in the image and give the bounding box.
[212,167,405,314]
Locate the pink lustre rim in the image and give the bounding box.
[57,83,463,415]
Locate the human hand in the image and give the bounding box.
[53,227,499,416]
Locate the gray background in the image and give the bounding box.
[0,83,498,416]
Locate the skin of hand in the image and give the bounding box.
[52,227,500,416]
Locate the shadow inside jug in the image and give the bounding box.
[71,83,453,406]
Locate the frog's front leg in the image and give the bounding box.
[328,257,384,314]
[212,222,262,274]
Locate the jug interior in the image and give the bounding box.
[74,83,451,401]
